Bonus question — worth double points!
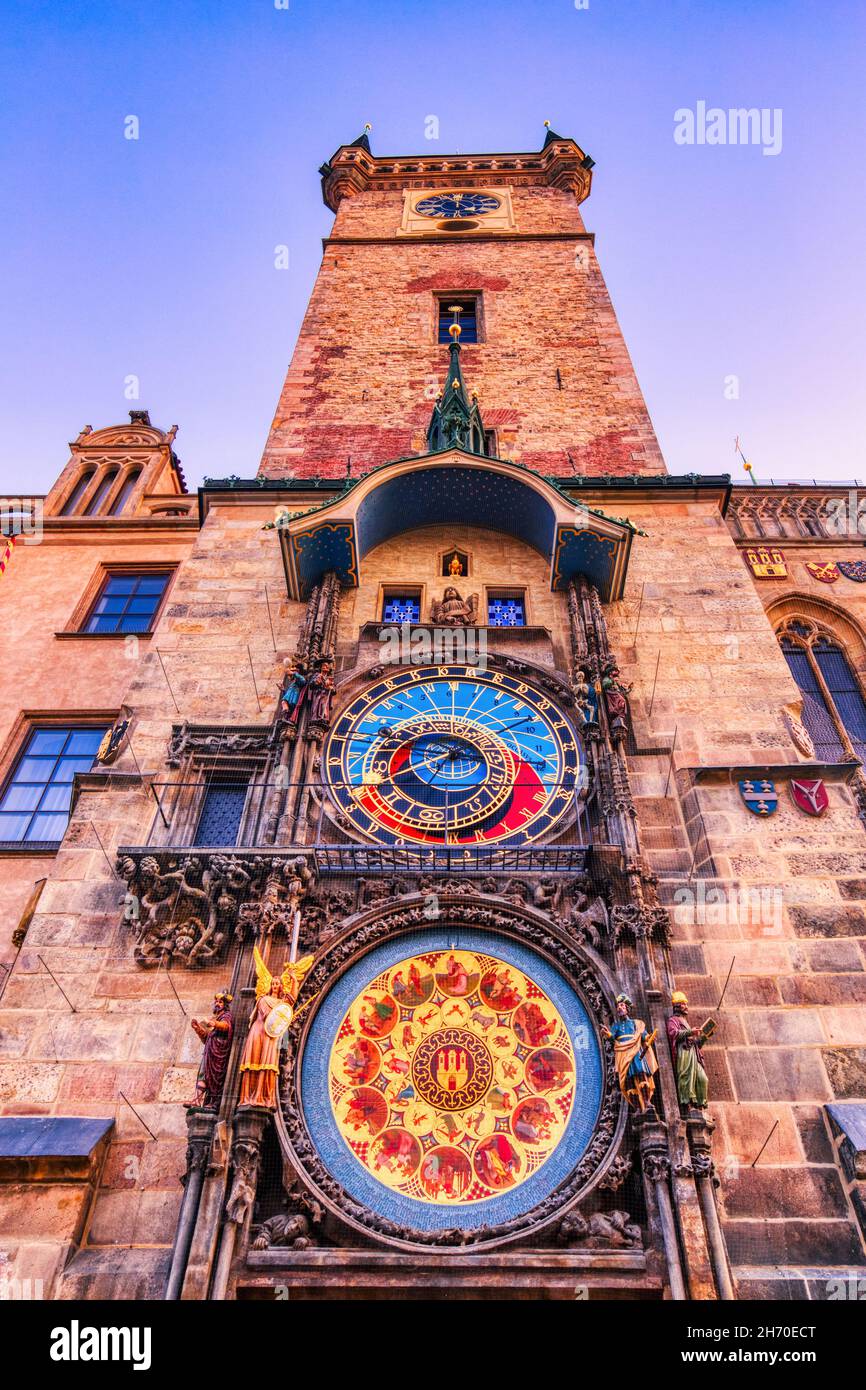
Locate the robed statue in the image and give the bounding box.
[430,587,479,626]
[601,993,658,1112]
[188,989,234,1110]
[667,990,714,1111]
[238,947,314,1109]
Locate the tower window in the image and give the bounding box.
[60,470,95,516]
[109,469,142,516]
[84,470,119,515]
[382,592,421,624]
[193,777,250,847]
[488,594,526,627]
[83,572,172,634]
[437,298,479,344]
[0,726,108,845]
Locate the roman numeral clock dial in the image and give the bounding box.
[324,666,582,845]
[414,192,502,220]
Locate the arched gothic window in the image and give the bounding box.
[84,469,119,515]
[60,469,95,515]
[779,619,866,763]
[109,468,142,515]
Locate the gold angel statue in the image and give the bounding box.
[238,946,314,1109]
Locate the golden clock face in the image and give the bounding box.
[324,665,582,846]
[328,947,576,1205]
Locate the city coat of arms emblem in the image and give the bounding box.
[744,547,787,579]
[738,779,778,816]
[837,561,866,583]
[805,561,840,584]
[790,778,829,817]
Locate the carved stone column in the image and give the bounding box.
[687,1111,735,1300]
[210,1105,271,1300]
[639,1116,687,1300]
[165,1108,217,1300]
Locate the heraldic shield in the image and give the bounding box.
[790,778,829,817]
[739,779,778,816]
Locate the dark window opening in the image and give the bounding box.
[60,471,95,516]
[193,777,249,847]
[109,469,142,516]
[84,470,119,516]
[438,298,478,344]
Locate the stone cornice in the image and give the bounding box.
[320,139,594,211]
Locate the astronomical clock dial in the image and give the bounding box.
[324,665,582,846]
[301,932,605,1233]
[414,192,502,220]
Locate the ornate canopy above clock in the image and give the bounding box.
[400,186,515,236]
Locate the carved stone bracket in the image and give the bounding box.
[116,848,316,967]
[226,1106,271,1226]
[166,723,275,769]
[611,901,671,947]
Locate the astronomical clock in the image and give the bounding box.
[273,659,622,1250]
[324,665,583,846]
[299,931,606,1235]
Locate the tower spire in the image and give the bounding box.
[426,306,487,455]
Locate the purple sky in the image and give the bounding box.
[2,0,864,495]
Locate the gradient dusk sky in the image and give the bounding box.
[2,0,864,494]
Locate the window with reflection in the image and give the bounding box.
[0,727,108,844]
[779,622,866,762]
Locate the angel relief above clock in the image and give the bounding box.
[323,664,583,847]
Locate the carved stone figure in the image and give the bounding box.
[601,993,658,1112]
[430,587,479,626]
[308,660,336,726]
[238,947,314,1109]
[557,1208,642,1249]
[188,989,234,1110]
[252,1212,316,1250]
[119,852,255,966]
[601,658,632,739]
[561,888,609,948]
[667,990,714,1111]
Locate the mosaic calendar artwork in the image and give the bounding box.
[327,948,576,1205]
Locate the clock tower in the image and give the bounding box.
[259,126,666,480]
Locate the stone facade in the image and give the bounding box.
[0,131,863,1302]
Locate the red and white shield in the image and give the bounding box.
[790,778,828,817]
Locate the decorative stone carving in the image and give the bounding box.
[611,902,670,946]
[598,1154,632,1191]
[556,1208,642,1249]
[783,709,816,759]
[117,850,315,967]
[642,1152,671,1184]
[167,726,274,768]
